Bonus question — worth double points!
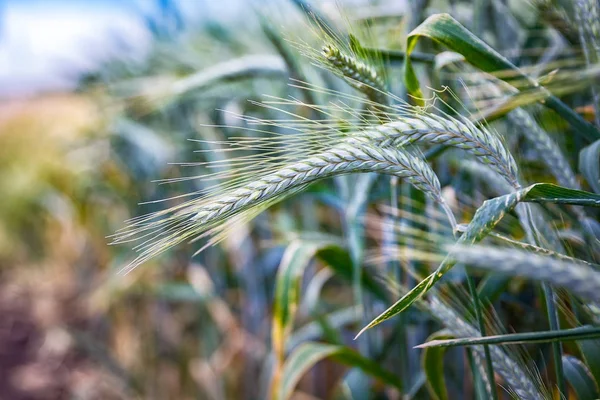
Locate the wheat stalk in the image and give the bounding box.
[428,295,544,400]
[113,140,453,273]
[451,245,600,303]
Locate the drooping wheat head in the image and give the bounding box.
[111,128,453,273]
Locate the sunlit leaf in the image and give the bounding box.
[275,342,402,400]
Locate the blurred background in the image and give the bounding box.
[0,1,393,398]
[3,0,595,399]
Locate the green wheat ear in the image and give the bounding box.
[321,43,388,106]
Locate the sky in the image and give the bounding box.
[0,0,362,97]
[0,0,210,96]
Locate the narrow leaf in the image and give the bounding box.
[422,330,455,400]
[580,139,600,194]
[404,13,599,141]
[415,326,600,348]
[357,183,600,336]
[563,355,600,400]
[275,342,402,400]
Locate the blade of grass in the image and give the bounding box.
[415,326,600,348]
[404,13,600,142]
[422,329,455,400]
[563,355,600,400]
[275,342,402,400]
[357,183,600,337]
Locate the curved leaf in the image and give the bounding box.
[580,139,600,194]
[356,183,600,336]
[275,342,402,400]
[404,13,599,142]
[422,330,455,400]
[272,237,341,360]
[563,355,600,400]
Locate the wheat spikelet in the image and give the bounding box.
[357,114,520,188]
[321,44,388,106]
[428,296,544,400]
[243,85,519,187]
[282,78,519,188]
[191,140,443,224]
[451,245,600,303]
[112,140,451,273]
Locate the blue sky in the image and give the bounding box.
[0,0,210,96]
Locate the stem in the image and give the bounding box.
[363,47,435,65]
[542,283,567,397]
[524,204,566,397]
[466,274,498,400]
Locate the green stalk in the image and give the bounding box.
[542,283,567,397]
[362,48,435,65]
[416,326,600,348]
[525,206,566,397]
[466,274,498,400]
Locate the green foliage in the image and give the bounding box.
[422,330,454,400]
[563,355,600,400]
[10,1,600,399]
[276,342,402,400]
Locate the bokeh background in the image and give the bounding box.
[0,1,392,398]
[4,0,597,399]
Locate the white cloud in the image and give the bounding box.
[0,2,151,96]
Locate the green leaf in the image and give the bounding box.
[580,139,600,194]
[404,13,599,142]
[272,237,340,360]
[422,330,454,400]
[477,275,510,305]
[578,339,600,390]
[563,355,600,400]
[356,183,600,336]
[356,190,521,337]
[521,183,600,207]
[275,342,402,400]
[414,326,600,348]
[318,245,387,301]
[272,235,385,360]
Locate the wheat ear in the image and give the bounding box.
[257,83,519,188]
[451,245,600,303]
[357,114,520,188]
[428,295,544,400]
[113,141,453,273]
[321,44,388,106]
[191,140,444,224]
